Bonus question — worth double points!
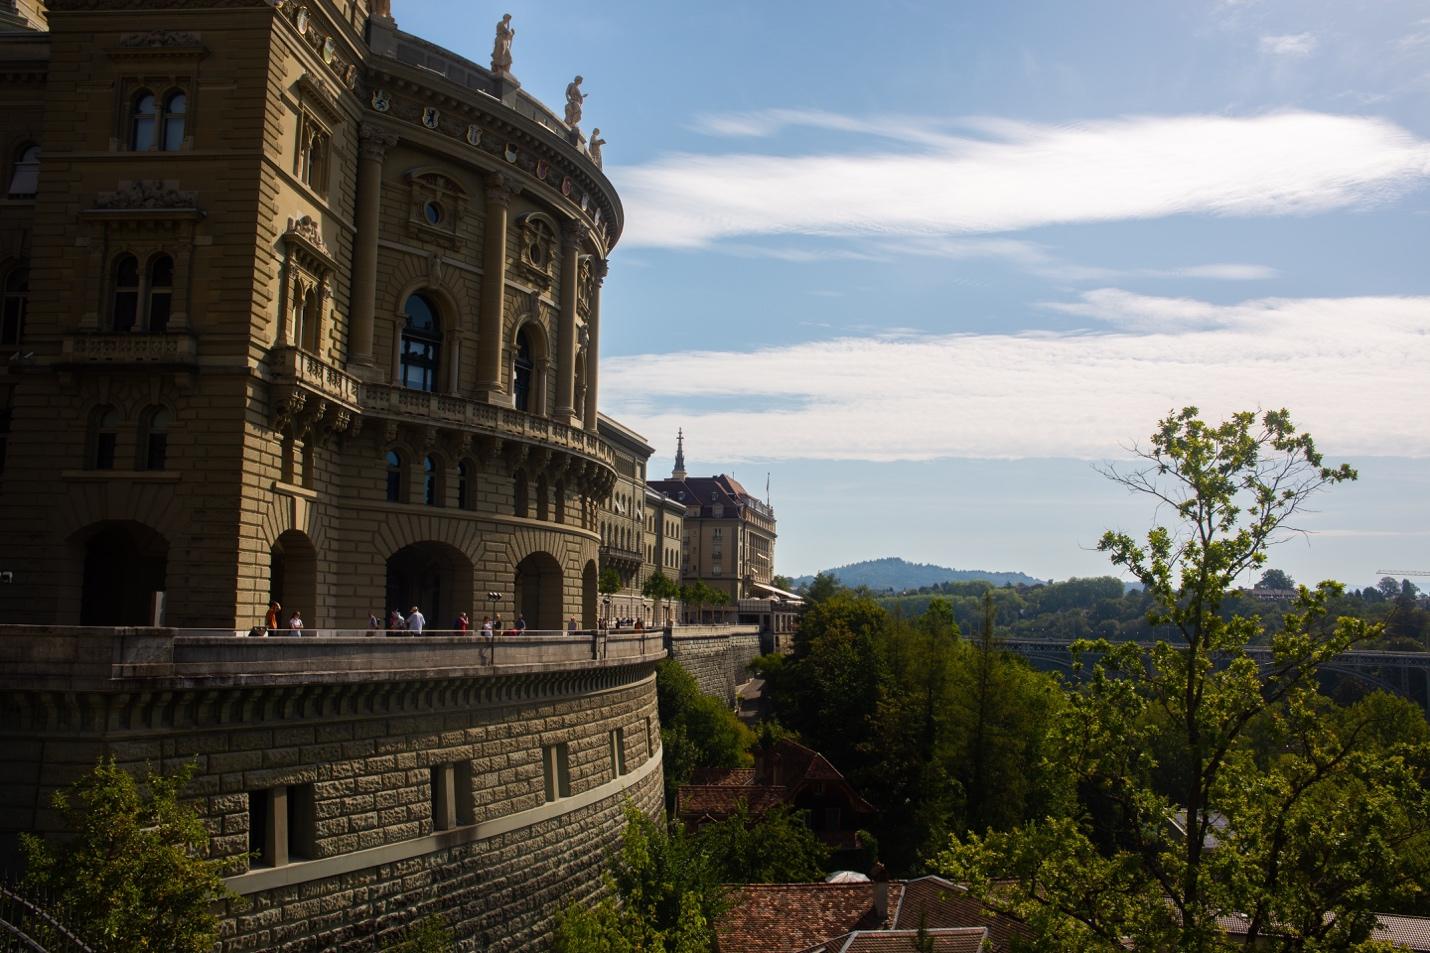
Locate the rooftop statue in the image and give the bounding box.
[564,75,586,127]
[588,128,605,168]
[491,13,514,74]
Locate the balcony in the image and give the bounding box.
[599,543,643,570]
[361,380,615,470]
[270,345,361,411]
[59,332,197,367]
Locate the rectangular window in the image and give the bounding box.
[454,761,475,826]
[609,728,626,777]
[430,764,455,831]
[287,783,315,860]
[249,784,313,868]
[645,717,654,758]
[542,743,570,802]
[247,789,271,867]
[95,433,116,471]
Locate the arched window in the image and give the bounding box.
[400,293,441,392]
[111,254,140,331]
[7,143,39,199]
[130,90,157,151]
[555,480,566,524]
[91,406,120,470]
[385,450,403,502]
[513,468,528,518]
[536,475,549,521]
[139,406,172,471]
[513,328,535,412]
[456,461,471,510]
[1,266,27,345]
[162,91,187,151]
[423,454,442,506]
[147,254,173,333]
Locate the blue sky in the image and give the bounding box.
[395,1,1430,586]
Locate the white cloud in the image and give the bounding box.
[1260,33,1319,57]
[609,111,1430,249]
[601,293,1430,462]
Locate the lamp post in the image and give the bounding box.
[487,591,501,629]
[601,596,611,631]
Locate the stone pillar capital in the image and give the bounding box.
[359,124,399,161]
[561,222,584,252]
[484,173,516,206]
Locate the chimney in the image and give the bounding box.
[870,861,889,925]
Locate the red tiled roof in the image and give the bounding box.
[678,784,790,819]
[1375,914,1430,952]
[717,883,901,953]
[692,767,755,785]
[892,877,1034,952]
[805,927,988,953]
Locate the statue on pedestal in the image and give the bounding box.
[491,13,514,74]
[564,76,586,127]
[588,128,606,168]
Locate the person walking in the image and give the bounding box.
[407,605,426,634]
[264,601,281,637]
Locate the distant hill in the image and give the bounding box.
[790,557,1044,593]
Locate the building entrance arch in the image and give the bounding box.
[386,542,473,631]
[514,551,562,631]
[269,530,317,624]
[77,521,169,625]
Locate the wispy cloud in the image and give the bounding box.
[601,293,1430,462]
[610,111,1430,248]
[881,236,1277,282]
[1260,33,1319,57]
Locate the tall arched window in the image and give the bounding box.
[147,254,173,333]
[536,475,549,521]
[423,454,442,506]
[130,90,157,151]
[457,461,471,510]
[1,266,27,345]
[162,91,187,151]
[7,143,39,199]
[111,255,140,331]
[385,450,403,502]
[400,294,441,392]
[513,328,535,412]
[295,284,320,352]
[91,406,120,470]
[513,468,528,518]
[555,480,566,524]
[140,406,172,470]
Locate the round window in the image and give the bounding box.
[423,201,443,225]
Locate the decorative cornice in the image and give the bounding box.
[118,29,201,48]
[93,179,199,211]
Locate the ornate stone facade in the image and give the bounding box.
[0,0,623,632]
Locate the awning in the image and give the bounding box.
[752,581,804,602]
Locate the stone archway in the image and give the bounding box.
[77,521,169,625]
[269,530,317,626]
[514,551,563,632]
[582,560,598,630]
[386,542,474,632]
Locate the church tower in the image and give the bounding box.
[671,428,687,480]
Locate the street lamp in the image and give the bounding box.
[602,596,611,630]
[487,591,501,630]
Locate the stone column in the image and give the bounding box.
[477,173,513,402]
[582,259,606,432]
[349,125,396,373]
[555,224,581,423]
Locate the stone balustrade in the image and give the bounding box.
[60,332,197,366]
[270,344,361,409]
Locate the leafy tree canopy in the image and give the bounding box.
[937,407,1430,951]
[20,757,234,953]
[656,659,753,799]
[692,802,831,883]
[1258,567,1295,590]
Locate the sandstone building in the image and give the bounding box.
[0,0,622,634]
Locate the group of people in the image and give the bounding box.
[252,601,303,636]
[368,608,544,637]
[607,616,646,631]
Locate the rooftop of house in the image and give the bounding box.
[797,928,989,953]
[677,739,876,825]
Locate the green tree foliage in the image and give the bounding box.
[1258,567,1295,590]
[20,757,233,953]
[656,659,753,798]
[691,802,831,883]
[680,580,730,623]
[643,571,682,622]
[553,806,724,953]
[763,591,1062,872]
[937,407,1430,951]
[802,570,843,605]
[599,566,623,596]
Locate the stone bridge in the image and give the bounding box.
[1002,638,1430,714]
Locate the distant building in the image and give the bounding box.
[650,431,793,630]
[677,738,875,853]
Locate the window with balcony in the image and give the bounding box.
[400,293,441,392]
[423,454,442,506]
[139,406,172,470]
[295,113,329,195]
[457,460,472,510]
[1,266,26,345]
[293,283,321,352]
[513,328,535,412]
[129,88,187,152]
[109,253,174,332]
[90,406,119,470]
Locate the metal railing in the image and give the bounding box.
[0,883,100,953]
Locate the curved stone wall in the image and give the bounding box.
[0,628,664,952]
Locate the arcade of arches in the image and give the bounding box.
[77,521,168,625]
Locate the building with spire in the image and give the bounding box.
[649,432,798,632]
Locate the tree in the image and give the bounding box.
[1257,568,1295,590]
[803,571,842,605]
[553,806,725,953]
[771,574,796,592]
[599,566,623,597]
[656,659,753,797]
[643,571,681,624]
[20,757,234,953]
[692,802,831,883]
[939,408,1429,951]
